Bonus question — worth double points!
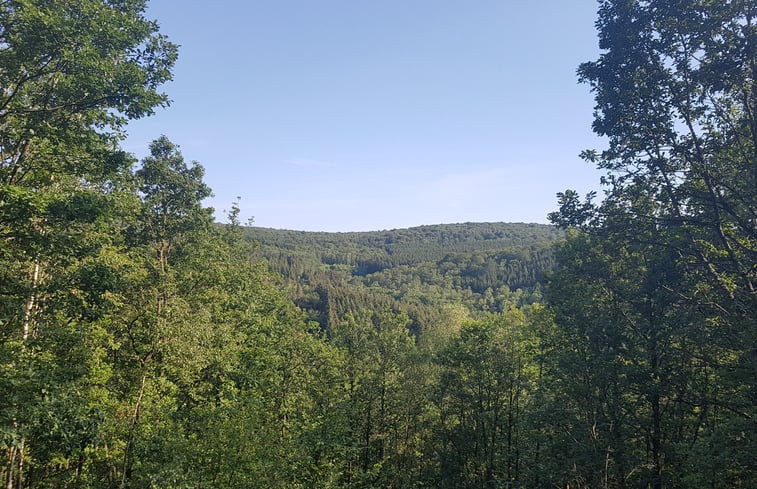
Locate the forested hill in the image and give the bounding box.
[244,222,563,330]
[3,1,755,487]
[246,221,562,262]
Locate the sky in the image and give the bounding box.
[123,1,606,232]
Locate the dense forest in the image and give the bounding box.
[1,1,755,488]
[246,223,562,332]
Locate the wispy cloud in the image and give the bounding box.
[286,157,338,169]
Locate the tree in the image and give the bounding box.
[0,2,176,486]
[549,1,757,486]
[569,0,756,301]
[432,310,538,489]
[329,308,421,488]
[545,230,716,488]
[100,137,212,488]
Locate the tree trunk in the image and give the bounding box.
[22,258,40,341]
[6,445,16,489]
[120,372,147,489]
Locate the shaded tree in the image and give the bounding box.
[548,1,757,486]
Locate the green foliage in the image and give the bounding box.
[546,1,757,487]
[430,309,546,489]
[247,223,561,338]
[327,309,422,487]
[248,222,562,273]
[3,1,753,488]
[0,2,176,486]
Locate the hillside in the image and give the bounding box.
[244,222,564,331]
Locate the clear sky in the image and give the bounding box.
[123,0,605,232]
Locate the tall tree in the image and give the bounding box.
[432,310,538,489]
[545,230,715,488]
[329,308,422,488]
[549,1,757,487]
[0,1,176,487]
[103,136,212,488]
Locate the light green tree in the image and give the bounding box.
[433,310,539,489]
[0,1,176,486]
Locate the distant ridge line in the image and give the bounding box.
[246,221,555,235]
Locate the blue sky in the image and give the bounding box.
[124,1,605,231]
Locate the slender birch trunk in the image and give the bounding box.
[22,257,41,342]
